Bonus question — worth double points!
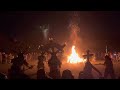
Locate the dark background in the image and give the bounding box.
[0,11,120,52]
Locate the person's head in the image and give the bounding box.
[41,52,45,56]
[62,69,74,79]
[105,55,110,60]
[37,69,46,79]
[18,52,24,59]
[78,71,84,79]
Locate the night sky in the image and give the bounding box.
[0,11,120,51]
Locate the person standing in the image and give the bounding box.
[104,55,116,79]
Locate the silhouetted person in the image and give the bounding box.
[48,51,62,79]
[8,52,33,79]
[37,69,52,79]
[82,60,102,79]
[61,69,74,79]
[43,38,66,79]
[82,50,102,79]
[78,71,84,79]
[37,52,46,70]
[104,55,116,79]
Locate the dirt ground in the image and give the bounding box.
[0,59,120,79]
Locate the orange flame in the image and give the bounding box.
[67,45,84,64]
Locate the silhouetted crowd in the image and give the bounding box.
[0,51,118,79]
[0,38,119,79]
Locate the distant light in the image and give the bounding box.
[114,54,116,56]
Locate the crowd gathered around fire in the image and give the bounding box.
[0,38,119,79]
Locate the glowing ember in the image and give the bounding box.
[67,45,84,64]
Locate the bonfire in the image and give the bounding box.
[67,45,84,64]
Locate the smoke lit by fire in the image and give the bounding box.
[66,12,85,64]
